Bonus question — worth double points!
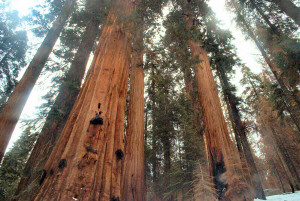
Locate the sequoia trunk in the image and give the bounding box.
[14,14,101,200]
[33,1,132,200]
[121,49,145,201]
[182,65,217,200]
[0,0,75,162]
[184,6,252,199]
[188,39,251,200]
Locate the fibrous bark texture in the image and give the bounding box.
[182,64,217,200]
[121,49,145,201]
[14,14,101,201]
[189,39,252,200]
[183,3,253,198]
[0,0,75,163]
[33,1,132,200]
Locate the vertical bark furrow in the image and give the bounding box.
[15,15,101,200]
[33,1,133,200]
[121,46,145,201]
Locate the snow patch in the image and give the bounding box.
[255,191,300,201]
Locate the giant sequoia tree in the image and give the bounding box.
[179,1,253,200]
[32,1,133,200]
[14,1,104,199]
[121,2,146,199]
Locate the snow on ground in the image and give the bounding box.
[255,191,300,201]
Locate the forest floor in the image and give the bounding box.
[254,191,300,201]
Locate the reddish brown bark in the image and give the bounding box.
[182,65,217,200]
[14,13,102,200]
[32,1,132,200]
[183,6,253,198]
[0,0,75,163]
[188,39,252,200]
[121,49,145,201]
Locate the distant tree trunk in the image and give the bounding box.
[149,68,160,199]
[246,0,300,89]
[32,1,132,200]
[270,159,286,193]
[0,0,75,163]
[216,66,266,199]
[14,14,102,200]
[121,45,145,201]
[162,134,172,201]
[0,52,14,112]
[271,0,300,26]
[237,11,300,134]
[183,11,253,200]
[253,92,300,190]
[152,130,158,184]
[267,119,300,189]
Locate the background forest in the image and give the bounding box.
[0,0,299,200]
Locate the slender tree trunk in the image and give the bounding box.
[162,135,173,201]
[32,1,132,200]
[121,47,145,201]
[182,64,203,133]
[216,66,266,199]
[271,0,300,26]
[237,11,300,135]
[149,68,160,199]
[183,11,252,200]
[246,0,300,89]
[248,79,300,190]
[268,122,300,189]
[270,160,286,193]
[14,15,102,200]
[0,0,75,162]
[253,93,300,190]
[0,52,14,112]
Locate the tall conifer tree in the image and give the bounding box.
[0,0,76,162]
[33,1,133,200]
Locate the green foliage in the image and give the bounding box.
[145,59,203,199]
[24,0,69,37]
[0,2,28,112]
[0,127,38,200]
[231,0,300,90]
